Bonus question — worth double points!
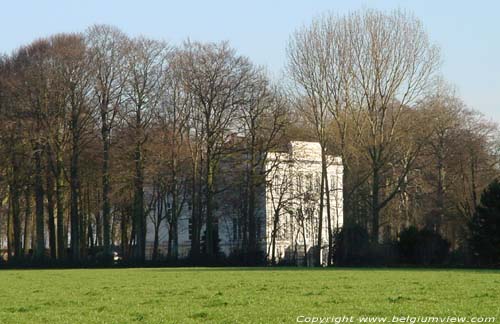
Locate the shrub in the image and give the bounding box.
[398,226,450,265]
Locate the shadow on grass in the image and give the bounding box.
[144,266,500,273]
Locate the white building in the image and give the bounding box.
[145,141,343,265]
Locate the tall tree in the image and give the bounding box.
[0,55,27,259]
[49,34,93,260]
[345,9,439,242]
[156,51,191,260]
[17,40,56,260]
[86,25,128,256]
[122,37,170,261]
[179,41,255,258]
[238,80,290,261]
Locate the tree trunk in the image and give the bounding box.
[167,212,178,260]
[247,137,258,261]
[34,143,45,260]
[153,224,160,261]
[133,140,145,262]
[70,115,81,261]
[301,218,308,266]
[190,158,200,259]
[247,164,257,257]
[101,120,111,256]
[10,153,22,259]
[55,151,66,260]
[190,151,203,260]
[205,149,215,257]
[271,210,280,265]
[171,160,179,260]
[120,209,128,259]
[371,166,380,243]
[46,166,56,259]
[79,189,86,258]
[7,201,13,260]
[23,186,31,256]
[323,162,333,266]
[152,193,163,261]
[316,146,326,267]
[167,220,174,259]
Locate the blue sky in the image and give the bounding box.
[1,0,498,122]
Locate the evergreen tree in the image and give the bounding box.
[470,179,500,266]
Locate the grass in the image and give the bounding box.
[0,268,499,323]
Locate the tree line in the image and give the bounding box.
[0,9,498,266]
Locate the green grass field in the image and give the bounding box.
[0,268,499,324]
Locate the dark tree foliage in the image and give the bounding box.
[398,226,450,265]
[333,225,373,265]
[334,224,451,266]
[469,179,500,266]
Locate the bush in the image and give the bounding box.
[398,226,450,265]
[333,224,370,265]
[333,224,450,266]
[225,250,267,266]
[333,224,396,266]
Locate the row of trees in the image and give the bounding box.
[0,25,290,263]
[0,9,498,265]
[286,10,499,265]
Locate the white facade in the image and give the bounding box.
[265,141,343,265]
[145,141,343,265]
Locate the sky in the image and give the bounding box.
[1,0,498,123]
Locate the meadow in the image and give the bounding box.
[0,268,498,323]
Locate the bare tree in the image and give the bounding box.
[346,10,439,242]
[86,25,129,256]
[287,13,354,265]
[265,154,295,264]
[12,39,57,260]
[121,36,170,261]
[179,41,254,258]
[290,9,439,243]
[39,34,94,260]
[238,78,290,260]
[155,51,191,260]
